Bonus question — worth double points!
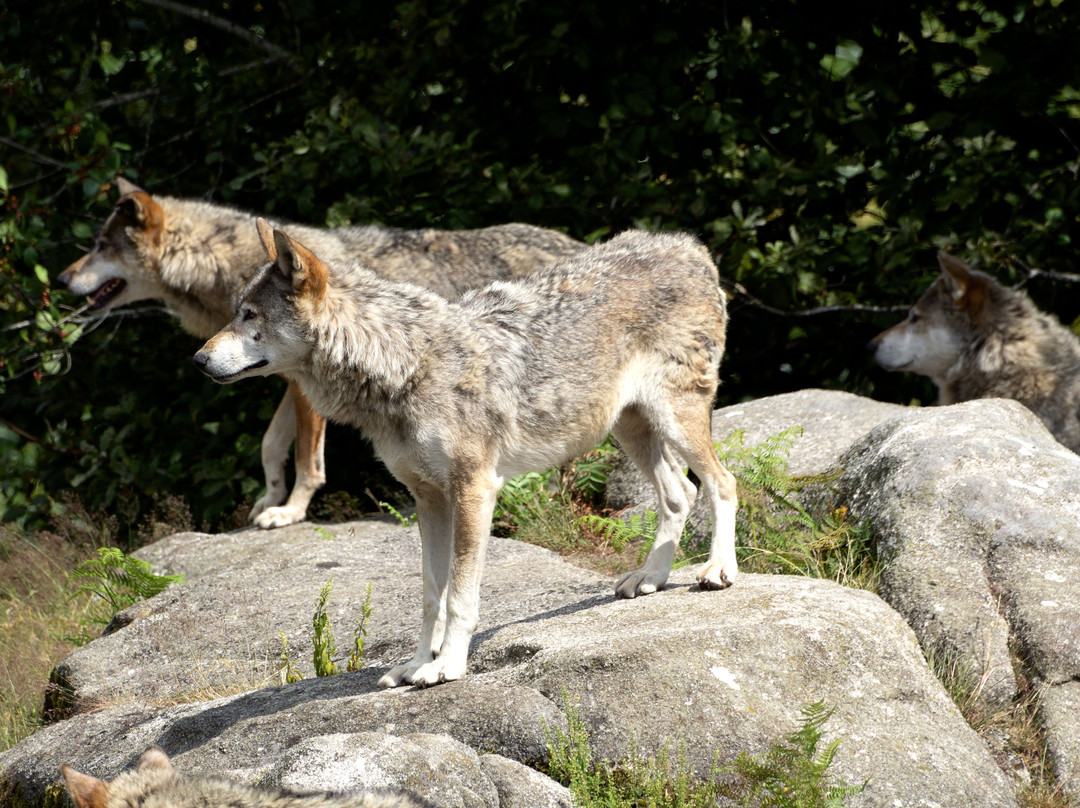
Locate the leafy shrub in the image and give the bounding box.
[4,0,1080,542]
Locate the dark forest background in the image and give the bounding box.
[3,0,1079,541]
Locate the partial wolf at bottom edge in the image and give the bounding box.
[194,223,738,689]
[61,746,421,808]
[867,249,1080,453]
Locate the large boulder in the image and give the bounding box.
[44,518,610,717]
[2,539,1016,808]
[833,397,1080,795]
[609,390,1080,797]
[10,389,1079,806]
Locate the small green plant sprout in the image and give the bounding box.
[277,631,304,684]
[313,525,335,540]
[293,577,377,678]
[68,547,184,627]
[729,700,867,807]
[347,582,374,672]
[379,501,417,527]
[312,576,339,677]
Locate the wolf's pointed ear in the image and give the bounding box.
[115,190,165,243]
[61,765,109,808]
[938,250,991,321]
[137,746,174,772]
[256,218,277,262]
[272,228,328,301]
[115,177,145,197]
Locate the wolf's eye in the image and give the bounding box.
[242,309,257,322]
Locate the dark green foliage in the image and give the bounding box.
[3,0,1080,537]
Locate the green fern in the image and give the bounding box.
[567,437,620,501]
[494,470,557,528]
[730,700,867,807]
[716,428,879,590]
[577,510,659,553]
[68,547,184,626]
[546,695,863,808]
[547,695,727,808]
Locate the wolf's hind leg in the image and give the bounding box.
[250,384,297,524]
[613,407,694,598]
[669,399,738,590]
[254,384,327,529]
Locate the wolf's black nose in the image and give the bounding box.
[192,351,209,370]
[865,338,880,354]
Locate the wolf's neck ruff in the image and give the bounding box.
[298,271,458,423]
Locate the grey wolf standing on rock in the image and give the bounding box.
[868,249,1080,452]
[193,221,738,687]
[56,178,584,528]
[61,745,417,808]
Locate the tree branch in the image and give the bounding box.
[724,281,909,317]
[133,0,300,67]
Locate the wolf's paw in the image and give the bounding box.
[615,568,668,599]
[377,655,465,688]
[696,560,736,590]
[250,493,283,521]
[407,656,467,687]
[377,663,416,689]
[253,505,307,529]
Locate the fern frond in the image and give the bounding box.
[577,511,658,553]
[68,547,184,623]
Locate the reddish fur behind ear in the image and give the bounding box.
[61,765,109,808]
[117,191,165,247]
[938,250,991,323]
[273,229,328,301]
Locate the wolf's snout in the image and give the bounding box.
[192,351,210,371]
[865,336,881,355]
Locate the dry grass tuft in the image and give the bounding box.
[0,526,97,751]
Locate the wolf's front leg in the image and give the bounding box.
[254,385,327,529]
[378,483,453,688]
[390,473,499,688]
[250,386,297,524]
